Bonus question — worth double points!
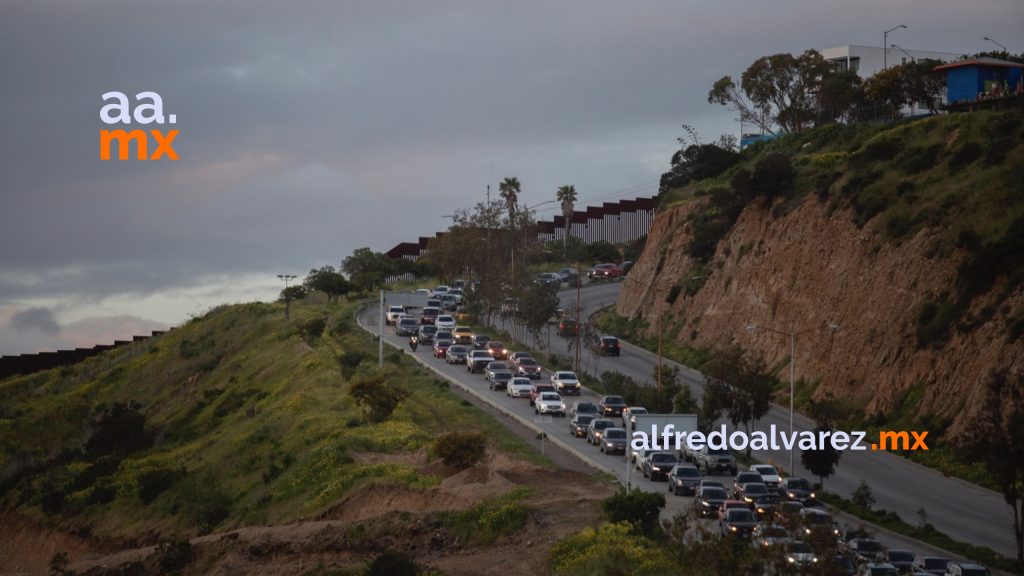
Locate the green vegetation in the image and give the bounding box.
[549,522,677,576]
[432,431,486,470]
[0,295,543,540]
[442,487,533,546]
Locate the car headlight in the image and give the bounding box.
[810,492,816,498]
[757,507,765,513]
[812,557,818,563]
[787,557,796,564]
[804,528,811,535]
[730,526,737,532]
[788,492,796,498]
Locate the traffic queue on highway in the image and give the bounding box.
[384,285,993,576]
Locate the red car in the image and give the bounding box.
[587,263,622,280]
[433,338,452,358]
[420,306,440,325]
[486,340,509,360]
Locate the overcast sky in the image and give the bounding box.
[0,0,1018,355]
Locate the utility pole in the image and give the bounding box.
[379,289,385,367]
[883,24,908,70]
[574,265,582,373]
[277,274,297,319]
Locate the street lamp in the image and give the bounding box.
[883,24,908,70]
[746,321,840,475]
[277,274,297,319]
[983,36,1008,52]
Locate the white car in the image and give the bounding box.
[430,285,450,297]
[534,392,566,416]
[436,315,456,330]
[622,406,647,428]
[751,464,782,489]
[414,288,431,295]
[507,377,533,398]
[549,371,581,395]
[385,305,406,325]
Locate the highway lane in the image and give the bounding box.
[359,290,1011,570]
[539,281,1016,559]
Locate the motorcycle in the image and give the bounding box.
[408,336,418,352]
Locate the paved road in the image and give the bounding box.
[544,282,1017,559]
[361,286,1016,568]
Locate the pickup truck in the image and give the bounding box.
[693,446,738,476]
[385,305,406,325]
[467,350,494,373]
[550,371,581,395]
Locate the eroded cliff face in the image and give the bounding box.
[618,196,1023,434]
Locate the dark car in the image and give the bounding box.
[420,306,441,325]
[488,370,513,391]
[619,261,634,276]
[557,267,582,287]
[570,414,595,438]
[557,317,578,336]
[738,482,770,508]
[668,464,702,496]
[695,486,728,517]
[913,557,951,575]
[515,357,542,379]
[779,477,816,505]
[732,471,764,499]
[643,452,679,481]
[850,539,887,564]
[596,335,621,356]
[571,401,599,418]
[586,418,616,445]
[534,272,562,289]
[774,500,805,530]
[471,334,491,350]
[396,317,419,336]
[417,324,438,343]
[598,395,626,417]
[600,428,628,455]
[885,550,916,573]
[587,262,622,280]
[721,508,758,538]
[752,494,780,519]
[433,338,453,358]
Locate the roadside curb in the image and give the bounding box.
[355,306,619,481]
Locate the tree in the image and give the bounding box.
[342,247,397,291]
[863,66,906,120]
[499,177,521,225]
[701,346,776,456]
[673,383,699,415]
[902,59,946,114]
[801,422,841,491]
[303,266,351,303]
[602,489,666,538]
[556,185,577,258]
[818,70,864,124]
[851,480,875,511]
[962,368,1024,564]
[586,240,620,264]
[708,50,834,135]
[278,285,307,303]
[518,283,560,352]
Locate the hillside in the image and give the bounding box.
[0,298,610,575]
[617,109,1024,440]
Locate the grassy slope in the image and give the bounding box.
[0,296,545,541]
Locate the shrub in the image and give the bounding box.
[899,144,941,174]
[947,141,982,170]
[137,467,185,505]
[349,373,409,423]
[365,551,420,576]
[550,522,677,576]
[601,489,665,538]
[916,299,956,349]
[86,402,153,457]
[851,480,876,511]
[751,152,795,203]
[298,317,327,344]
[338,350,368,379]
[433,432,486,470]
[155,537,194,575]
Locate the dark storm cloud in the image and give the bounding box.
[0,0,1019,353]
[10,307,61,335]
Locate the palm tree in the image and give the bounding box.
[498,177,520,227]
[556,184,577,258]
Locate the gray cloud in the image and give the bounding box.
[10,307,60,335]
[0,0,1019,353]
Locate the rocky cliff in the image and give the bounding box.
[618,114,1024,435]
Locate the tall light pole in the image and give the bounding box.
[883,24,908,70]
[277,274,297,319]
[983,36,1008,52]
[746,322,840,475]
